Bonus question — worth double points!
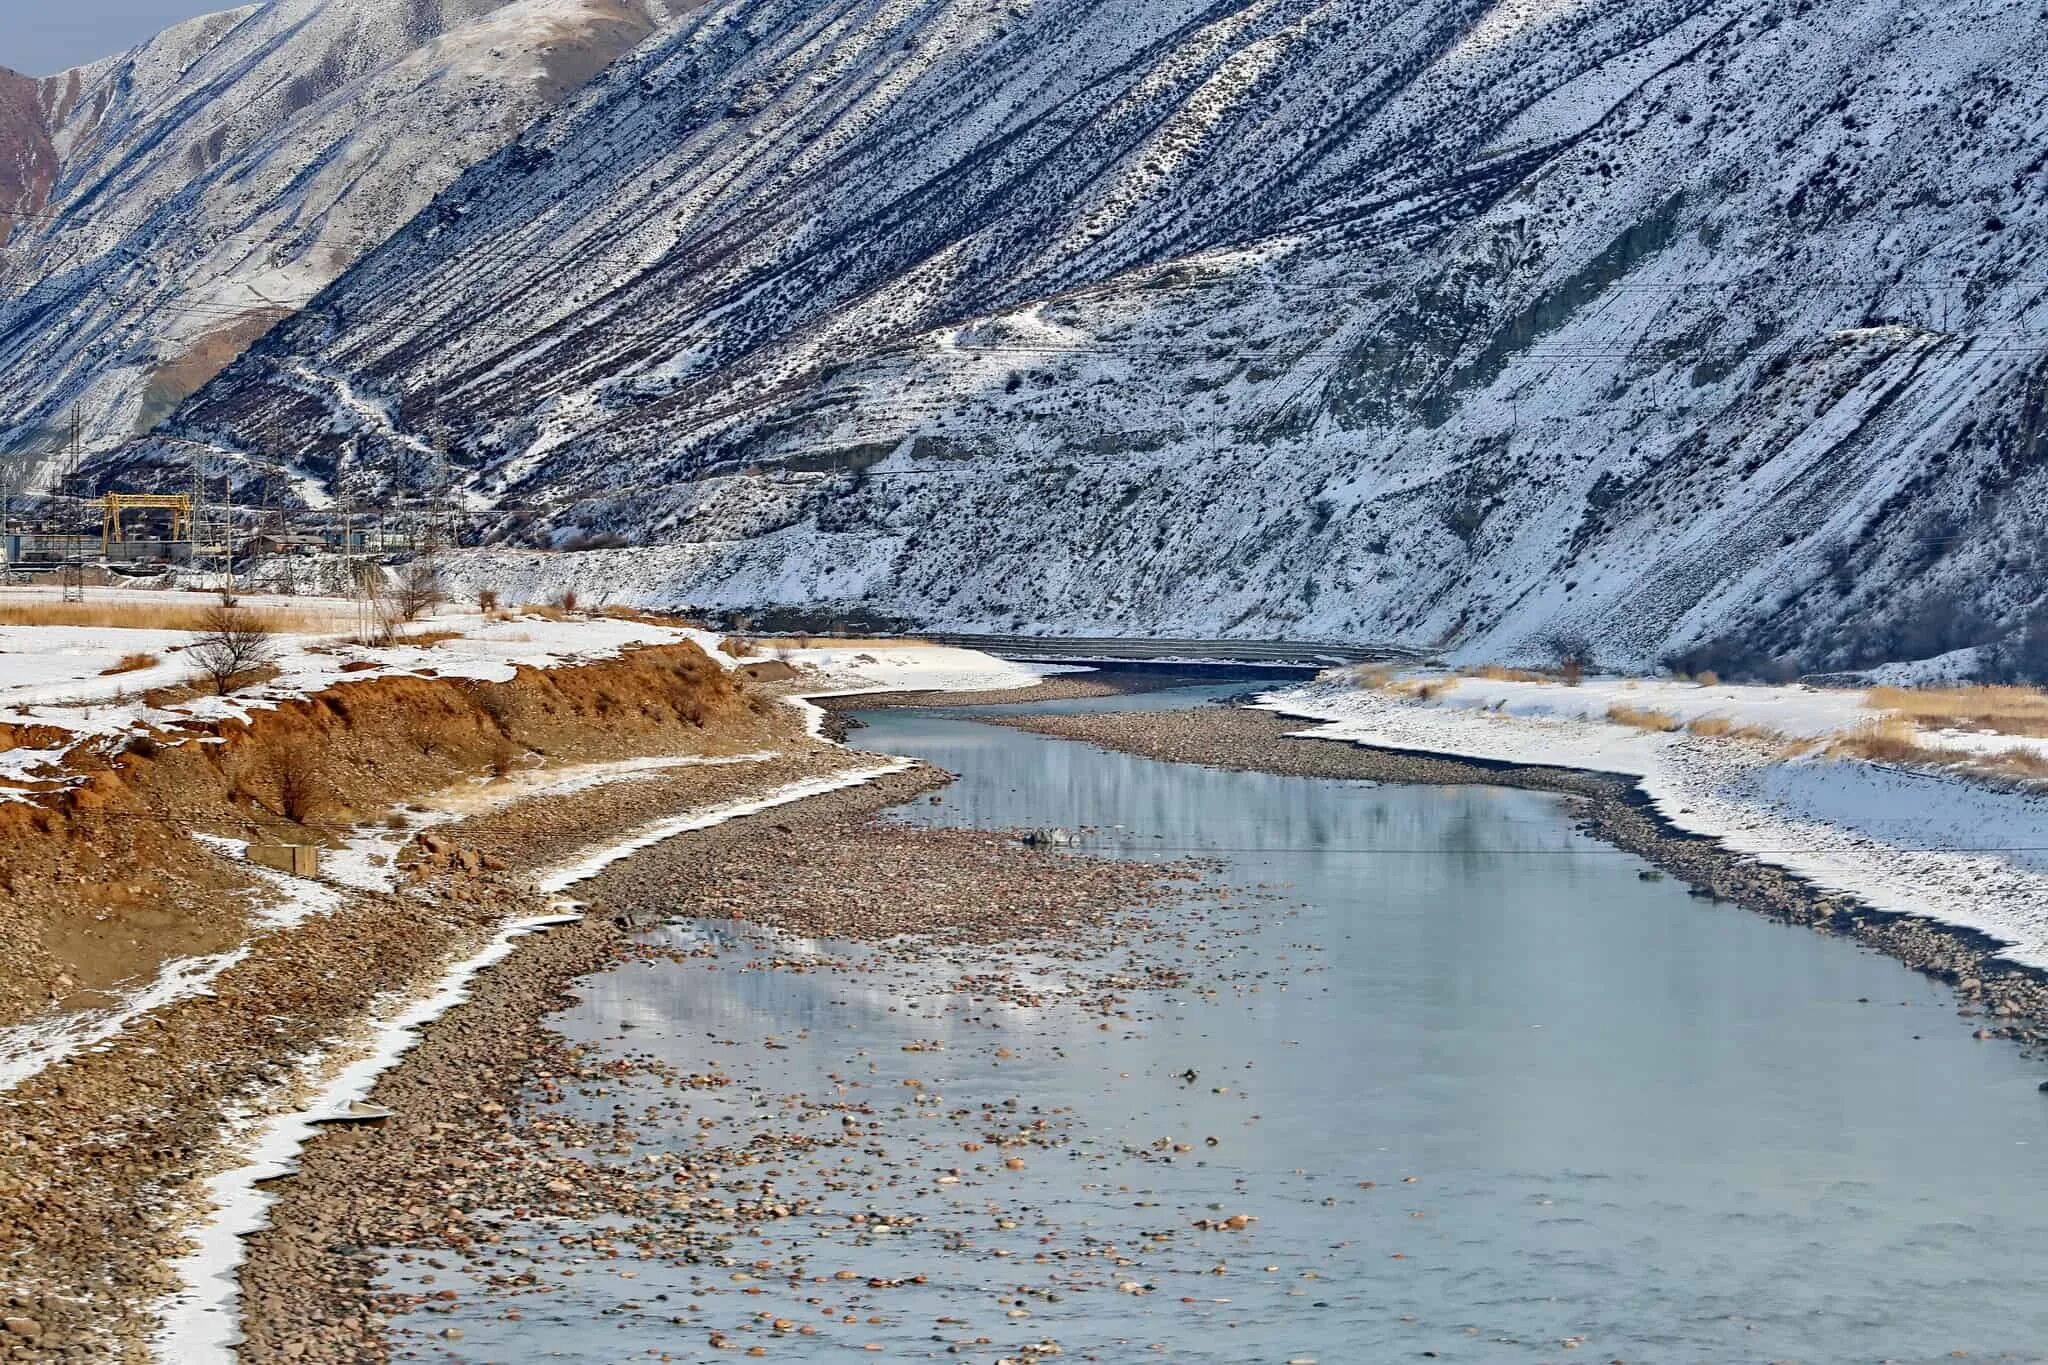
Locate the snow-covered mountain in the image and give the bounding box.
[121,0,2048,673]
[0,0,683,479]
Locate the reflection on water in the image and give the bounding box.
[383,692,2048,1363]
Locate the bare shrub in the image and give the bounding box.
[554,588,580,614]
[487,738,522,778]
[473,684,522,733]
[392,560,448,623]
[476,586,501,614]
[1540,631,1594,682]
[189,608,277,695]
[266,745,326,824]
[1695,670,1721,687]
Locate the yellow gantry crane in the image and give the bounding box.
[100,493,194,557]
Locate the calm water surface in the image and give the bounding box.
[386,689,2048,1364]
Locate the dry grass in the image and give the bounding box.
[99,652,161,677]
[722,635,760,659]
[1606,704,1681,733]
[1337,664,1395,689]
[1865,685,2048,738]
[1693,670,1721,687]
[1398,677,1458,703]
[1686,715,1783,744]
[1990,747,2048,780]
[1826,717,2048,784]
[1830,716,1933,765]
[394,630,465,649]
[0,598,334,633]
[1460,664,1552,683]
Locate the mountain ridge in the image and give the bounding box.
[89,0,2048,675]
[0,0,685,478]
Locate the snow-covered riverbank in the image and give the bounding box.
[1263,674,2048,972]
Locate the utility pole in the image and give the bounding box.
[223,465,236,603]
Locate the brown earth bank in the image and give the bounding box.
[230,766,1204,1364]
[0,641,757,1026]
[981,704,2048,1058]
[0,644,853,1360]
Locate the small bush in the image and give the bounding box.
[477,587,501,613]
[267,745,327,824]
[1695,670,1721,687]
[189,608,278,695]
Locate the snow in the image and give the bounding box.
[0,843,343,1095]
[153,759,920,1365]
[147,0,2048,677]
[324,752,782,893]
[0,592,729,802]
[766,645,1082,697]
[1264,674,2048,972]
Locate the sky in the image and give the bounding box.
[3,0,227,77]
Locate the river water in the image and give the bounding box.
[385,689,2048,1363]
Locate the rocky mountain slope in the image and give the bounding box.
[120,0,2048,673]
[0,0,685,478]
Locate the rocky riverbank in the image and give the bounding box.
[229,756,1206,1362]
[981,704,2048,1056]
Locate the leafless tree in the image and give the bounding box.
[189,608,277,694]
[391,559,448,623]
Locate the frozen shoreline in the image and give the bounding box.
[1259,678,2048,973]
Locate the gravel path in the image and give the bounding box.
[985,705,2048,1056]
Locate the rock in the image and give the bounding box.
[2,1318,39,1339]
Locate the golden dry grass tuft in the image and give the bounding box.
[1606,704,1681,733]
[1337,664,1395,690]
[0,598,335,633]
[1390,676,1458,703]
[1828,716,1935,765]
[1865,685,2048,738]
[99,652,161,677]
[1460,664,1552,683]
[1686,715,1783,744]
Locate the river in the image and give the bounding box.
[382,688,2048,1363]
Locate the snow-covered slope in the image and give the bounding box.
[0,0,683,474]
[119,0,2048,673]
